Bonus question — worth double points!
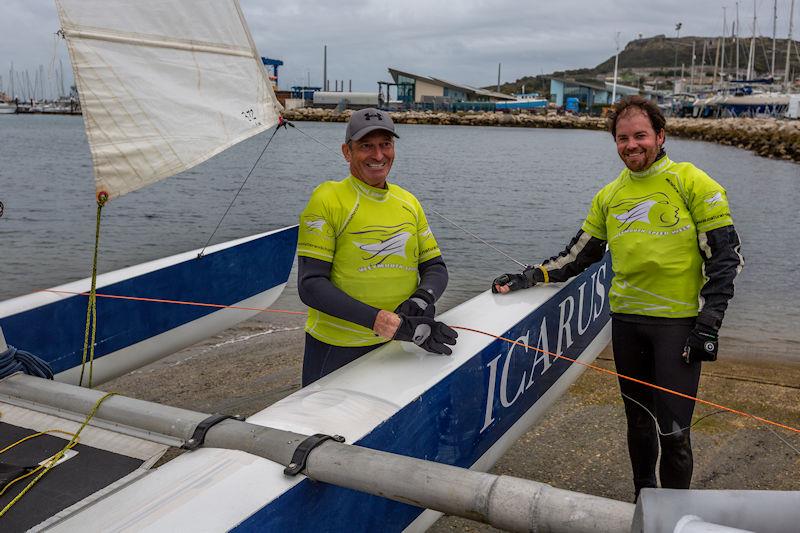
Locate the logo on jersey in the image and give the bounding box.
[305,218,326,232]
[704,191,724,207]
[351,223,414,264]
[611,193,680,230]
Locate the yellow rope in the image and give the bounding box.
[79,194,107,388]
[0,391,115,519]
[0,429,78,455]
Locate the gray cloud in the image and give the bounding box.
[1,0,797,97]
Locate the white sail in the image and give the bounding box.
[55,0,282,200]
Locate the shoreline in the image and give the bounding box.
[103,309,800,530]
[282,108,800,162]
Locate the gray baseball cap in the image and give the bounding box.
[345,108,399,143]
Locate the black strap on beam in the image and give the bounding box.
[284,433,345,476]
[182,414,245,450]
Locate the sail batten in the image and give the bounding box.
[56,0,281,201]
[63,30,256,59]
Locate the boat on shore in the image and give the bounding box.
[0,257,617,531]
[495,92,549,111]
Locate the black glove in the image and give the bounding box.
[492,266,536,293]
[395,288,435,318]
[682,323,719,363]
[394,314,458,355]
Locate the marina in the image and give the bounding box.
[1,0,799,531]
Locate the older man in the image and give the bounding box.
[297,108,457,386]
[493,95,743,500]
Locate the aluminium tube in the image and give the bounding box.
[0,374,635,532]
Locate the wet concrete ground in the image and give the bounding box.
[102,311,800,531]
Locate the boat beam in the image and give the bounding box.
[0,373,635,532]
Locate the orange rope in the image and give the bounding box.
[40,289,306,315]
[453,325,800,436]
[35,288,800,435]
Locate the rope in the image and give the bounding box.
[427,208,528,268]
[453,325,800,436]
[79,193,107,388]
[0,346,54,380]
[0,391,115,518]
[40,288,800,437]
[41,289,305,315]
[198,120,286,258]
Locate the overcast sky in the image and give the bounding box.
[1,0,797,97]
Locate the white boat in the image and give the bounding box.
[0,102,16,114]
[0,257,616,531]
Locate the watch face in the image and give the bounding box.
[705,341,715,352]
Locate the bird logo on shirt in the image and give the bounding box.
[611,193,680,230]
[704,191,724,206]
[351,223,414,264]
[305,218,326,232]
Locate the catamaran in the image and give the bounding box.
[1,1,797,532]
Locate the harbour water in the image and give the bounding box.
[1,115,798,360]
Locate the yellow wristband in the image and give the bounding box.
[538,265,549,284]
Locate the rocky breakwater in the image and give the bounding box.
[667,118,800,162]
[282,108,800,162]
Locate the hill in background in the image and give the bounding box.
[494,34,800,96]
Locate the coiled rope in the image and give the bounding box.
[0,346,54,380]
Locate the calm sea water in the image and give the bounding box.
[1,115,798,360]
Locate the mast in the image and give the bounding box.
[772,0,778,78]
[689,40,697,92]
[787,0,796,91]
[747,0,757,80]
[720,7,728,86]
[736,2,740,79]
[612,32,620,102]
[701,40,708,89]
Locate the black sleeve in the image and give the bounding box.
[534,229,607,283]
[696,225,744,329]
[297,256,379,330]
[417,256,448,302]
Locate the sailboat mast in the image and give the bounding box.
[787,0,796,91]
[747,0,757,80]
[772,0,778,78]
[736,2,740,79]
[689,40,696,92]
[612,32,620,103]
[721,8,728,86]
[701,40,708,89]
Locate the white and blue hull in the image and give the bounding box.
[49,255,613,531]
[0,225,298,385]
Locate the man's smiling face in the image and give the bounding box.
[614,108,665,172]
[342,130,396,188]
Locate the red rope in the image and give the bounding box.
[36,289,800,435]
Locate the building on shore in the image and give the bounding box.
[385,68,515,110]
[550,78,663,114]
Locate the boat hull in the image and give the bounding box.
[0,225,298,385]
[47,255,613,531]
